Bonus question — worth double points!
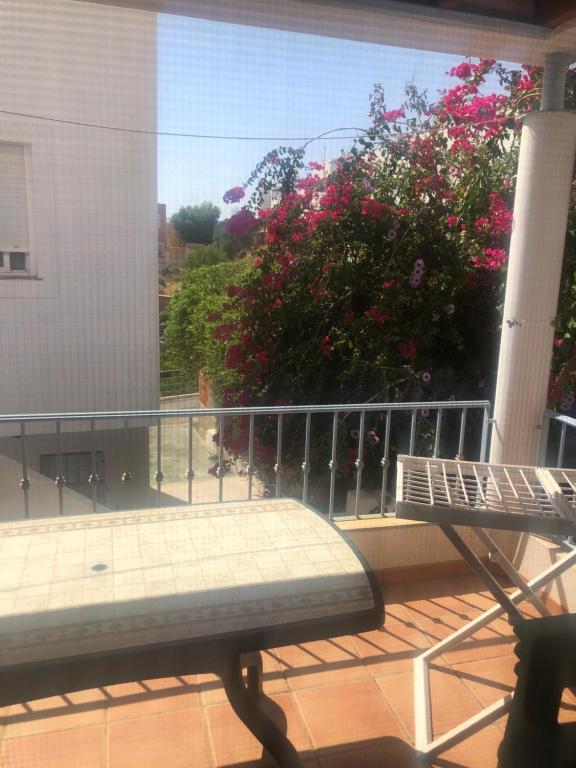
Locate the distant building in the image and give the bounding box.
[0,0,159,513]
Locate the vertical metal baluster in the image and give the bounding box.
[434,409,443,458]
[55,421,65,516]
[274,414,283,498]
[155,415,163,505]
[328,412,338,520]
[301,412,311,503]
[88,418,98,512]
[379,409,391,517]
[19,421,30,519]
[409,409,417,455]
[217,414,225,502]
[480,405,490,462]
[354,411,366,518]
[187,415,194,505]
[558,422,567,468]
[538,410,552,467]
[247,414,255,500]
[121,418,134,510]
[457,407,467,459]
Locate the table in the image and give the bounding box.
[0,498,383,767]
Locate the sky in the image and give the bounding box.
[157,15,511,218]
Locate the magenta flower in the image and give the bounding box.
[367,430,380,446]
[409,274,421,288]
[422,372,431,383]
[225,208,258,238]
[223,186,245,204]
[398,340,417,360]
[381,107,406,122]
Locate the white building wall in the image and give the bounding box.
[0,0,158,419]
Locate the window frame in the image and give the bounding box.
[0,139,35,279]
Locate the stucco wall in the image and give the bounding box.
[0,0,158,424]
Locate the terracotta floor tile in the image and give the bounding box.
[379,597,414,626]
[198,651,288,706]
[414,615,516,665]
[318,737,420,768]
[2,690,106,739]
[105,676,200,721]
[295,679,404,753]
[559,688,576,724]
[206,691,312,767]
[427,721,505,768]
[351,623,433,678]
[451,655,518,708]
[1,725,104,768]
[271,636,369,691]
[376,666,481,739]
[108,708,212,768]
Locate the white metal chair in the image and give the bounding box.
[395,455,576,758]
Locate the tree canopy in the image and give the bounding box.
[170,201,221,244]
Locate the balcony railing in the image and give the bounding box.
[0,399,491,521]
[539,409,576,468]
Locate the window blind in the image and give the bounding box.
[0,143,29,250]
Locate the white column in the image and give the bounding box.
[490,111,576,465]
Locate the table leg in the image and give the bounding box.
[241,651,263,699]
[219,654,303,768]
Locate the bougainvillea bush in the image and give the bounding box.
[165,59,576,509]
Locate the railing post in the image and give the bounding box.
[538,409,552,467]
[274,414,283,498]
[187,414,194,504]
[328,412,338,521]
[301,412,312,504]
[19,421,30,519]
[480,406,490,462]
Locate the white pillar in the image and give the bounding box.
[490,111,576,465]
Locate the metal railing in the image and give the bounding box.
[0,399,490,521]
[538,410,576,468]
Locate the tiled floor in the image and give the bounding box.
[0,574,574,768]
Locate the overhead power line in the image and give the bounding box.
[0,109,367,142]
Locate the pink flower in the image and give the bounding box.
[447,215,459,228]
[308,161,323,170]
[398,340,417,360]
[223,186,245,204]
[473,248,508,270]
[252,257,263,268]
[225,208,258,238]
[449,62,472,79]
[364,306,390,324]
[320,335,333,358]
[381,107,406,122]
[360,197,391,220]
[554,338,564,348]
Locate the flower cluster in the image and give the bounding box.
[166,58,576,504]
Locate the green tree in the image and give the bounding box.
[170,201,221,244]
[161,259,250,383]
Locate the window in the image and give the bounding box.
[0,142,30,275]
[40,451,105,500]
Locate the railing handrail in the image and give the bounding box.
[543,409,576,429]
[0,399,491,424]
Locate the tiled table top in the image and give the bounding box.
[0,499,375,666]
